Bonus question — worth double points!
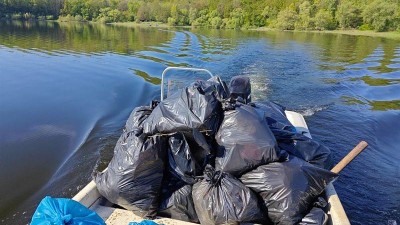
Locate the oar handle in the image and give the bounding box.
[331,141,368,174]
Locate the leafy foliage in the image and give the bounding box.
[276,7,298,30]
[314,9,336,30]
[336,1,363,29]
[295,1,314,30]
[362,0,400,32]
[1,0,399,32]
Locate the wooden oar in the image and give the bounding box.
[331,141,369,174]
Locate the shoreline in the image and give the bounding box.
[109,21,193,29]
[111,21,400,40]
[253,27,400,40]
[109,21,171,28]
[5,19,400,40]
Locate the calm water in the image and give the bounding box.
[0,21,399,225]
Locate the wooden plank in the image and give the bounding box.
[93,205,197,225]
[331,141,368,174]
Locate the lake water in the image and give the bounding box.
[0,20,399,225]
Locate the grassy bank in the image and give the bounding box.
[110,21,170,28]
[302,29,400,40]
[255,27,400,40]
[108,21,197,29]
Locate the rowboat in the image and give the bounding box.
[73,67,351,225]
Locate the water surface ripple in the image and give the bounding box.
[0,21,399,225]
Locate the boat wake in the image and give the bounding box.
[296,104,331,117]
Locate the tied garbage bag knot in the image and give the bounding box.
[203,165,223,186]
[192,165,265,225]
[61,214,72,223]
[30,196,105,225]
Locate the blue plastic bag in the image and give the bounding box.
[30,196,105,225]
[128,220,163,225]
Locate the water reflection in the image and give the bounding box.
[0,21,399,225]
[130,69,161,85]
[0,20,173,54]
[0,21,239,224]
[350,76,400,86]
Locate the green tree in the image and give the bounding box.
[151,2,170,23]
[224,8,244,29]
[262,5,279,26]
[188,7,198,24]
[127,0,140,19]
[275,7,298,30]
[136,2,150,22]
[336,1,362,29]
[96,6,125,23]
[314,9,336,30]
[2,0,399,31]
[314,0,338,14]
[210,16,222,28]
[295,1,314,30]
[192,9,209,27]
[362,0,399,31]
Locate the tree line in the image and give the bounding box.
[0,0,63,19]
[1,0,399,32]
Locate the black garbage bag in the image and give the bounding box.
[166,129,213,184]
[192,166,265,225]
[299,208,328,225]
[94,134,166,218]
[167,132,199,184]
[229,75,251,103]
[240,156,337,225]
[215,102,281,176]
[94,106,166,218]
[95,134,166,218]
[125,105,154,133]
[158,184,199,223]
[142,79,226,135]
[189,129,214,169]
[250,101,296,132]
[209,76,230,101]
[273,129,333,170]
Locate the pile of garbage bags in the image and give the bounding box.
[94,76,337,225]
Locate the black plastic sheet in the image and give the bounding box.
[142,79,225,135]
[240,156,337,225]
[215,103,281,176]
[192,166,265,225]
